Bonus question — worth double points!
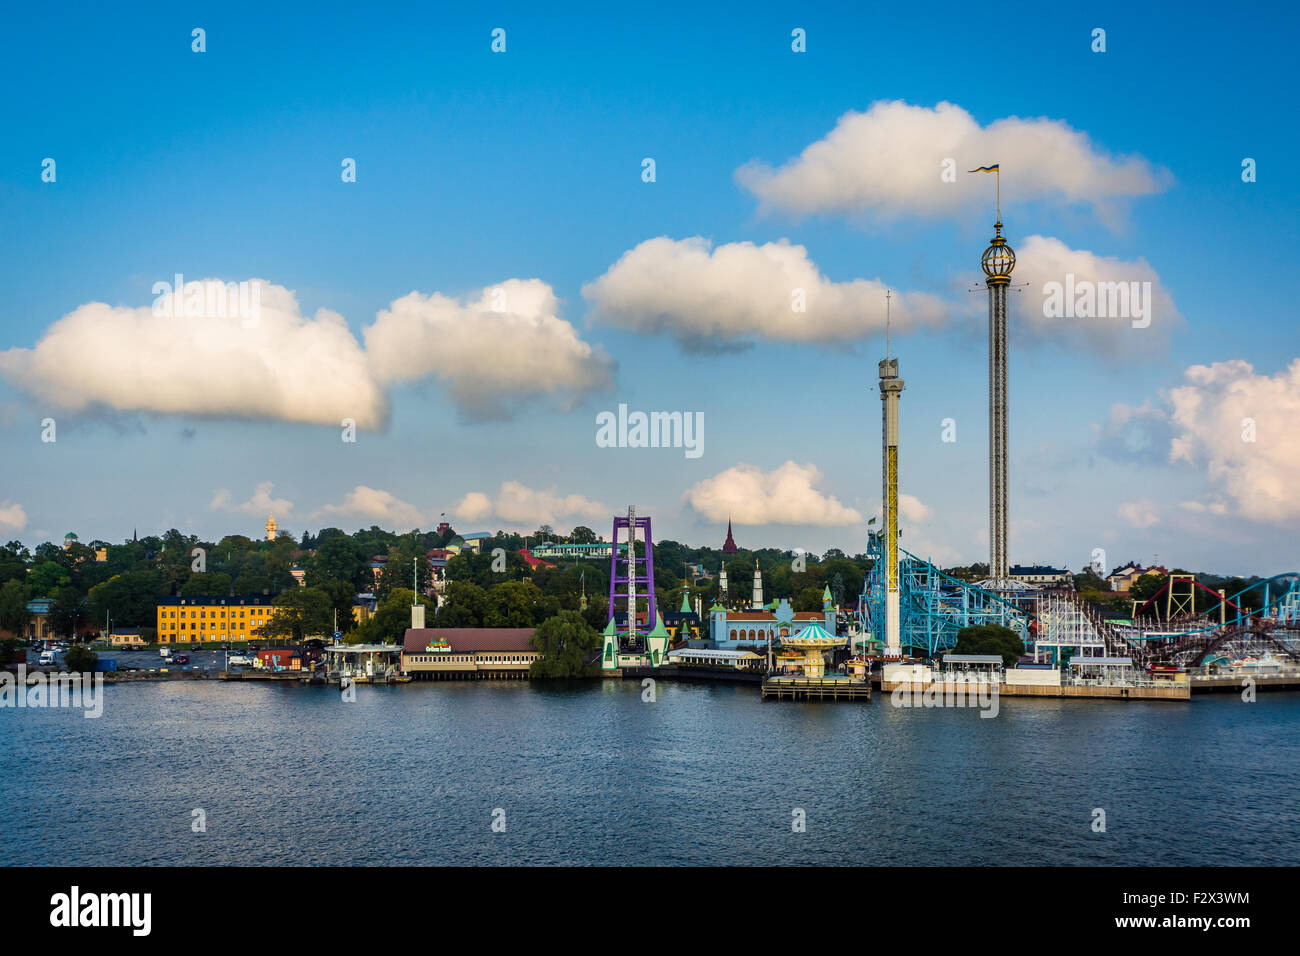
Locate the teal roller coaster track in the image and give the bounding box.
[857,530,1032,656]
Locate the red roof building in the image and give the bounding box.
[402,628,540,680]
[403,628,536,653]
[518,548,557,570]
[256,647,302,671]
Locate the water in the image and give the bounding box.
[2,678,1297,866]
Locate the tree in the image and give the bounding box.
[351,588,430,644]
[568,526,598,544]
[793,586,824,612]
[48,587,86,639]
[234,559,271,595]
[485,581,555,627]
[28,561,71,598]
[1074,567,1110,592]
[435,581,488,627]
[306,535,367,591]
[180,571,232,598]
[529,611,602,678]
[952,624,1025,666]
[314,576,359,634]
[444,549,528,589]
[0,541,30,586]
[64,645,98,672]
[259,587,334,643]
[0,579,31,637]
[375,535,432,599]
[86,571,163,628]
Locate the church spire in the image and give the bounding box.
[722,517,738,554]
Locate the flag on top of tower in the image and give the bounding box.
[967,164,1000,172]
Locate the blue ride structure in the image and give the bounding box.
[857,529,1032,657]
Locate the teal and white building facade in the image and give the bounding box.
[708,587,836,649]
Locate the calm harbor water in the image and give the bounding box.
[3,678,1298,866]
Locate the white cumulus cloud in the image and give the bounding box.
[316,486,427,530]
[1014,235,1181,352]
[364,278,616,421]
[453,481,607,529]
[582,236,949,348]
[2,277,615,428]
[684,461,862,526]
[1117,499,1160,529]
[899,494,932,524]
[210,481,295,517]
[1167,359,1300,523]
[452,492,494,524]
[0,280,388,428]
[0,501,28,532]
[736,100,1169,225]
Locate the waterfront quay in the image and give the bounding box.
[1189,668,1300,694]
[877,674,1190,701]
[619,663,762,684]
[762,675,870,701]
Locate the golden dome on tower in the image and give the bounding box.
[981,222,1016,280]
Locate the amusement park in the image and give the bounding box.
[594,188,1300,703]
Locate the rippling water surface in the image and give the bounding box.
[3,679,1297,865]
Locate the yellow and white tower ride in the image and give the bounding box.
[878,291,904,658]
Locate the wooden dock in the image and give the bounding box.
[217,670,311,682]
[762,676,870,701]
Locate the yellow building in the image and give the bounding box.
[265,513,278,541]
[156,595,277,644]
[352,600,375,626]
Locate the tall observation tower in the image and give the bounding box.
[975,167,1016,583]
[878,292,904,658]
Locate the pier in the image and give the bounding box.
[218,670,321,684]
[762,676,870,701]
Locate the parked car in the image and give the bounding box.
[171,653,190,665]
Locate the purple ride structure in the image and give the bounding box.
[600,506,670,670]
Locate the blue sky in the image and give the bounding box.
[1,2,1297,576]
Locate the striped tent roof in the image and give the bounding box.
[779,622,843,646]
